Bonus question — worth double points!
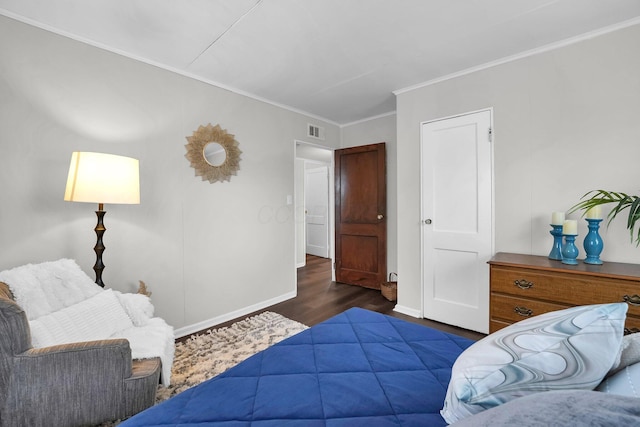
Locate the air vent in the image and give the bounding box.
[307,123,325,140]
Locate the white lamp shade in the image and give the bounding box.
[64,152,140,204]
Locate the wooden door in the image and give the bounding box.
[421,110,493,333]
[335,143,386,289]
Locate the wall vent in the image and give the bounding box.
[307,123,325,140]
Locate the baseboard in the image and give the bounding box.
[173,290,297,338]
[393,304,421,318]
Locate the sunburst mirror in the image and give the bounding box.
[184,123,242,183]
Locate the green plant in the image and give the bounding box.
[569,190,640,246]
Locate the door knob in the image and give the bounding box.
[424,219,432,224]
[377,214,384,220]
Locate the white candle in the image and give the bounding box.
[586,205,602,220]
[551,211,565,225]
[563,219,578,235]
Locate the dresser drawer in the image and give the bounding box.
[491,294,640,334]
[491,267,640,318]
[491,293,568,325]
[625,316,640,334]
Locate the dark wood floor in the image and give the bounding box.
[210,254,485,341]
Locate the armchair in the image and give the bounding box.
[0,257,175,427]
[0,282,161,427]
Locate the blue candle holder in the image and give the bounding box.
[548,224,563,260]
[583,218,604,265]
[561,234,579,265]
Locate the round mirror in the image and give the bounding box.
[203,142,227,166]
[185,123,242,183]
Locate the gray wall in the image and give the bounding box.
[396,23,640,315]
[3,14,639,331]
[0,16,340,334]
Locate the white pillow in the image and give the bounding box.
[608,332,640,375]
[597,362,640,397]
[0,259,101,320]
[29,289,134,348]
[114,291,154,326]
[441,303,627,424]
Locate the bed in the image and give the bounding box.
[121,304,640,426]
[121,307,474,426]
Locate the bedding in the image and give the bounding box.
[447,389,640,426]
[441,302,627,424]
[121,307,475,426]
[597,362,640,397]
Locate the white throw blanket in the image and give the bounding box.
[0,259,175,386]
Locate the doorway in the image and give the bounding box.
[295,141,334,271]
[305,165,330,258]
[421,109,493,334]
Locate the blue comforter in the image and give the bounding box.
[121,307,474,426]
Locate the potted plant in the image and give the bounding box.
[569,190,640,246]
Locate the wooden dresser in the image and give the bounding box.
[489,252,640,334]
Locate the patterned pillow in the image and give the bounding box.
[441,303,627,424]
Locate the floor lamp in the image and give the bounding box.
[64,152,140,287]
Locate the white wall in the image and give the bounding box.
[0,16,340,334]
[4,15,638,332]
[341,114,398,278]
[396,23,640,315]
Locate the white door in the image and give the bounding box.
[305,165,329,258]
[421,109,493,333]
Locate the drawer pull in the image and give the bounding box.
[623,294,640,306]
[514,306,533,317]
[514,279,534,290]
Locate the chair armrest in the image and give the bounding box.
[4,339,135,425]
[16,338,133,377]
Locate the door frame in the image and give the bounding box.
[419,107,495,319]
[294,140,336,279]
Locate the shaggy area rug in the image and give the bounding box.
[155,311,308,402]
[102,311,308,426]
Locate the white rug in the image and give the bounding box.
[102,311,308,426]
[155,311,308,402]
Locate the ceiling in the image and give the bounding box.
[2,1,640,125]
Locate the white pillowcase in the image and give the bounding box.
[441,303,627,424]
[608,332,640,375]
[29,289,134,348]
[597,362,640,397]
